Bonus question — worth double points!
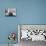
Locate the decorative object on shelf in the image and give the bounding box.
[8,32,16,46]
[5,8,16,16]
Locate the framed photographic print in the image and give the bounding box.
[18,24,46,42]
[5,8,16,16]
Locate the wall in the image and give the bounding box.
[0,0,46,44]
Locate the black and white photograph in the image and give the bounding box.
[5,8,16,16]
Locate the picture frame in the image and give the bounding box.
[5,8,16,16]
[18,24,46,42]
